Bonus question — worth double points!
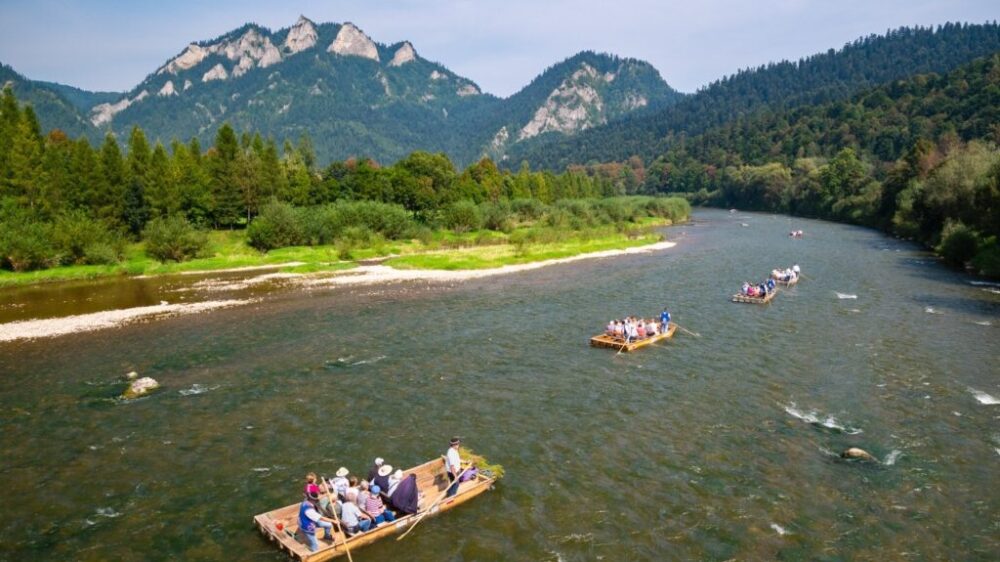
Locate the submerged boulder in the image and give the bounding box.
[841,447,879,463]
[123,376,160,399]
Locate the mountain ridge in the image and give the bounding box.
[0,16,680,166]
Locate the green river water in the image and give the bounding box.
[0,209,997,561]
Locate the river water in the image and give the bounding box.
[0,209,997,561]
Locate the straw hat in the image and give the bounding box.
[378,464,393,477]
[374,457,384,466]
[335,467,349,477]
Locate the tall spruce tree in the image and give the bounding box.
[145,143,177,217]
[208,123,242,228]
[97,133,126,225]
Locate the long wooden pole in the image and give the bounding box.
[321,477,354,562]
[671,322,700,338]
[616,321,633,355]
[396,465,472,541]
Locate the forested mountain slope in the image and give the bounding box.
[509,22,1000,169]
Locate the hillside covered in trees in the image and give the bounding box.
[576,54,1000,276]
[510,23,1000,170]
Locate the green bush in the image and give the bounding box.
[442,200,482,233]
[511,198,547,221]
[0,219,59,271]
[143,216,208,262]
[937,221,979,267]
[51,212,124,265]
[480,201,513,232]
[246,202,304,251]
[970,236,1000,277]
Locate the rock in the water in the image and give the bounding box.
[123,377,160,399]
[841,447,878,462]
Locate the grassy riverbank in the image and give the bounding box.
[0,220,673,288]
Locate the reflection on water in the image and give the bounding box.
[0,209,998,561]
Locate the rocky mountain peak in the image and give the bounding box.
[328,23,379,61]
[389,41,417,67]
[284,15,318,54]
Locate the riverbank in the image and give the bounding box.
[0,238,676,342]
[0,221,672,289]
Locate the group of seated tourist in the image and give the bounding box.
[741,278,776,297]
[298,457,421,550]
[789,230,804,237]
[605,314,669,343]
[771,265,800,282]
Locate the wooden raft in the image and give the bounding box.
[773,276,799,286]
[253,457,495,561]
[732,290,777,304]
[590,323,677,352]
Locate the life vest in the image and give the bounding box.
[299,500,317,534]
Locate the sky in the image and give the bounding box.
[0,0,996,97]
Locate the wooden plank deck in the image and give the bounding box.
[253,457,496,561]
[590,323,677,352]
[731,290,777,304]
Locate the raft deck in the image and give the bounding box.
[253,457,495,561]
[773,276,799,286]
[732,290,777,304]
[590,323,677,352]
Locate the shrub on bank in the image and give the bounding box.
[143,216,208,262]
[480,201,513,232]
[443,200,482,233]
[0,209,126,271]
[51,212,125,265]
[937,221,979,267]
[247,202,305,251]
[970,237,1000,277]
[0,217,57,271]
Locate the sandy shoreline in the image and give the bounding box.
[0,299,253,343]
[0,241,675,342]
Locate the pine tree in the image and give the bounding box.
[63,138,100,213]
[145,143,178,218]
[172,141,211,225]
[97,133,126,224]
[208,124,242,227]
[4,112,45,211]
[0,88,20,182]
[40,130,74,217]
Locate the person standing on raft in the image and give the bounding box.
[660,308,671,333]
[445,436,463,498]
[299,490,338,552]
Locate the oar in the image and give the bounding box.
[616,332,630,355]
[671,322,701,338]
[321,477,354,562]
[397,465,472,541]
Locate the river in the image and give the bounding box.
[0,209,997,561]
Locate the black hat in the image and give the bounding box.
[449,436,461,445]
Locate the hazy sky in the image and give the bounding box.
[0,0,996,96]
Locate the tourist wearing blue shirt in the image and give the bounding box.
[660,309,671,332]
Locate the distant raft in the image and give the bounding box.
[253,457,496,561]
[771,265,801,286]
[732,290,777,304]
[590,323,677,352]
